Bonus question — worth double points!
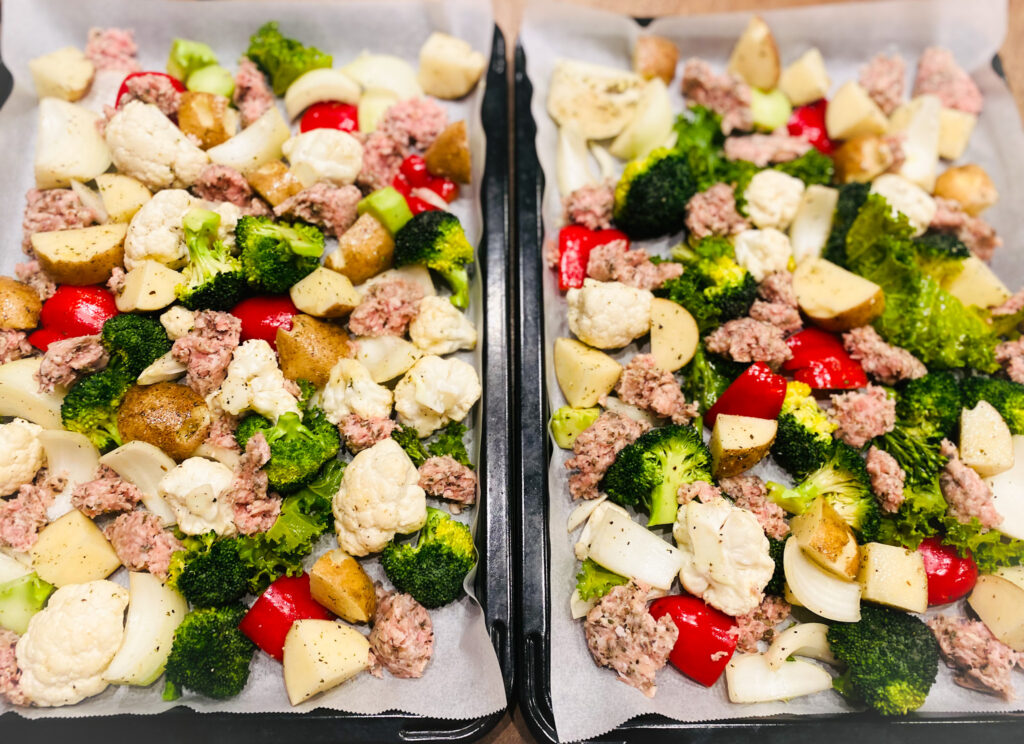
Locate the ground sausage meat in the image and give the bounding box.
[749,299,802,334]
[229,432,280,536]
[419,455,477,514]
[107,266,127,295]
[865,445,906,514]
[171,310,242,397]
[274,182,361,237]
[339,414,398,453]
[681,59,753,135]
[71,465,142,518]
[35,334,109,393]
[204,403,241,451]
[117,72,182,118]
[563,182,615,231]
[584,579,678,698]
[566,411,650,500]
[613,354,698,425]
[929,616,1018,699]
[192,164,271,216]
[724,132,810,167]
[14,261,57,302]
[913,46,984,115]
[586,240,683,291]
[0,331,33,365]
[380,98,448,151]
[0,469,65,552]
[996,338,1024,384]
[859,53,906,115]
[930,197,1001,262]
[677,480,723,505]
[718,475,790,539]
[348,279,425,337]
[357,131,407,192]
[705,318,792,366]
[991,289,1024,318]
[0,629,27,706]
[829,385,896,448]
[732,596,792,654]
[103,509,183,581]
[685,183,750,239]
[22,188,99,255]
[842,326,927,384]
[758,271,797,306]
[368,584,434,679]
[85,27,140,72]
[939,439,1002,529]
[233,59,274,128]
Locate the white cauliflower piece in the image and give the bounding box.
[673,498,774,616]
[566,279,652,350]
[125,190,240,270]
[104,100,209,190]
[744,169,806,230]
[394,355,481,437]
[282,129,364,188]
[321,359,393,424]
[409,295,478,355]
[16,580,128,707]
[332,438,427,556]
[159,306,196,340]
[733,228,793,282]
[159,456,236,536]
[219,339,299,421]
[870,173,936,237]
[0,418,44,497]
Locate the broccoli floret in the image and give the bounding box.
[427,421,472,468]
[60,366,132,451]
[601,424,713,527]
[394,211,475,309]
[380,507,476,609]
[613,147,697,239]
[961,376,1024,435]
[827,604,940,716]
[236,216,325,293]
[764,537,787,596]
[236,408,340,494]
[176,208,246,311]
[875,372,961,484]
[245,21,331,96]
[823,182,871,266]
[101,314,172,376]
[169,535,249,608]
[774,149,835,186]
[767,442,880,540]
[771,381,837,480]
[391,426,428,466]
[295,378,317,410]
[681,342,746,413]
[876,476,947,550]
[163,605,255,700]
[0,573,54,635]
[575,558,627,601]
[658,237,757,332]
[912,232,970,284]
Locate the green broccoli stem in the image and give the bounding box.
[648,482,680,526]
[440,266,470,309]
[765,480,810,515]
[264,412,316,445]
[162,679,181,701]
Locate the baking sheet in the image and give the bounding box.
[520,0,1024,740]
[0,0,506,722]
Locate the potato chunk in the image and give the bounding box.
[417,32,486,100]
[30,510,121,587]
[710,414,777,478]
[0,277,42,330]
[324,213,395,285]
[29,47,94,101]
[247,160,304,207]
[969,574,1024,651]
[858,542,927,613]
[650,298,698,373]
[289,267,360,319]
[726,16,780,91]
[633,36,678,85]
[424,121,471,184]
[934,164,998,216]
[117,383,210,461]
[283,619,370,705]
[115,260,182,313]
[793,257,884,331]
[177,91,240,149]
[959,400,1014,478]
[825,82,888,140]
[96,174,152,223]
[32,223,127,286]
[309,549,376,624]
[553,338,622,408]
[790,497,860,580]
[778,48,829,107]
[276,315,352,387]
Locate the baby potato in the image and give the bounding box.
[0,276,42,330]
[832,135,898,184]
[276,315,353,387]
[32,223,127,286]
[424,121,471,184]
[117,382,211,461]
[324,213,395,285]
[177,91,240,149]
[247,160,304,207]
[309,549,376,624]
[633,35,678,85]
[933,163,998,216]
[289,267,360,319]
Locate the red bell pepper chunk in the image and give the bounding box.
[405,195,439,215]
[230,295,297,350]
[918,537,978,605]
[39,285,118,338]
[397,155,459,206]
[116,71,186,108]
[299,101,358,133]
[556,226,629,292]
[705,362,787,427]
[238,574,333,661]
[787,99,834,155]
[432,178,459,203]
[784,328,867,389]
[27,328,68,352]
[649,594,737,687]
[782,327,846,370]
[400,155,432,188]
[392,173,412,197]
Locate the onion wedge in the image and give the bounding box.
[784,538,861,622]
[726,652,833,703]
[765,622,839,670]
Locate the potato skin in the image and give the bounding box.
[424,120,471,184]
[325,213,394,285]
[32,223,127,286]
[177,91,238,149]
[276,315,352,387]
[117,382,211,461]
[832,135,896,184]
[804,290,884,333]
[0,276,42,330]
[633,36,679,85]
[309,549,376,624]
[934,164,998,216]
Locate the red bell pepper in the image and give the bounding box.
[392,155,459,213]
[116,71,186,108]
[238,574,333,661]
[783,328,867,390]
[299,101,359,133]
[38,285,118,339]
[27,328,68,352]
[649,594,737,687]
[787,99,834,155]
[556,226,630,292]
[705,362,788,427]
[918,537,978,605]
[230,295,298,349]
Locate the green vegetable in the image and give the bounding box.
[575,558,627,601]
[169,535,249,608]
[680,342,745,414]
[764,537,787,596]
[600,424,713,526]
[822,182,870,266]
[875,372,961,484]
[175,208,246,311]
[391,426,428,466]
[394,210,474,310]
[60,366,133,451]
[380,507,476,609]
[960,376,1024,435]
[750,88,793,131]
[245,21,332,96]
[101,313,172,377]
[658,237,757,332]
[163,605,255,700]
[0,573,54,634]
[236,215,325,293]
[357,187,414,235]
[774,149,835,186]
[771,381,837,480]
[550,406,601,449]
[427,420,472,468]
[912,232,970,284]
[167,39,218,81]
[236,408,340,494]
[613,146,697,239]
[827,604,939,716]
[186,64,235,97]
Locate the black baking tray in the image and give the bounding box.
[512,39,1024,744]
[0,25,512,744]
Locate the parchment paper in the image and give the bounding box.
[0,0,506,721]
[520,0,1024,739]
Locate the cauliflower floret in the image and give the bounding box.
[394,355,481,437]
[16,580,128,707]
[744,169,806,230]
[159,305,196,340]
[870,173,936,237]
[332,437,427,556]
[282,130,364,188]
[733,228,793,282]
[566,279,652,350]
[0,418,45,497]
[219,339,299,421]
[125,190,240,270]
[321,359,393,424]
[104,100,209,190]
[159,456,236,536]
[408,295,478,355]
[672,498,774,616]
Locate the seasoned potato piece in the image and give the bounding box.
[554,337,622,408]
[727,16,780,91]
[934,164,998,216]
[115,261,182,313]
[309,549,376,624]
[938,107,977,160]
[30,510,120,587]
[354,336,422,383]
[276,315,352,387]
[833,135,898,184]
[289,267,360,318]
[177,91,240,149]
[32,223,127,286]
[944,256,1011,308]
[324,213,395,285]
[710,414,777,478]
[857,542,927,613]
[417,32,486,100]
[826,82,888,141]
[424,121,471,184]
[29,47,94,101]
[969,574,1024,651]
[117,382,211,461]
[283,619,369,705]
[959,401,1014,478]
[96,173,152,223]
[633,36,678,85]
[793,257,884,331]
[791,497,860,580]
[0,277,42,330]
[778,48,830,107]
[247,160,304,207]
[650,298,698,373]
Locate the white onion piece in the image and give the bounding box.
[726,653,833,703]
[39,430,100,521]
[574,501,629,560]
[99,441,177,525]
[192,442,241,471]
[567,494,607,533]
[601,396,661,428]
[765,622,839,670]
[0,552,31,585]
[586,508,683,590]
[0,358,65,429]
[589,143,616,181]
[570,589,596,620]
[784,538,861,622]
[70,179,108,222]
[556,124,595,197]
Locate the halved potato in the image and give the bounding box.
[710,414,776,478]
[276,315,353,387]
[177,91,239,149]
[424,121,471,184]
[247,160,304,207]
[553,337,622,409]
[115,260,182,313]
[283,619,370,705]
[325,213,395,285]
[309,549,376,624]
[726,16,780,91]
[117,383,210,461]
[790,497,860,580]
[778,48,829,107]
[35,98,111,188]
[943,256,1011,308]
[960,400,1014,478]
[857,542,927,613]
[289,267,360,319]
[825,82,888,141]
[832,135,899,184]
[354,336,422,383]
[30,510,121,587]
[29,47,94,101]
[96,173,152,223]
[968,574,1024,651]
[633,36,678,85]
[0,277,42,330]
[938,107,977,161]
[934,164,998,216]
[31,223,127,286]
[650,298,698,373]
[793,257,884,331]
